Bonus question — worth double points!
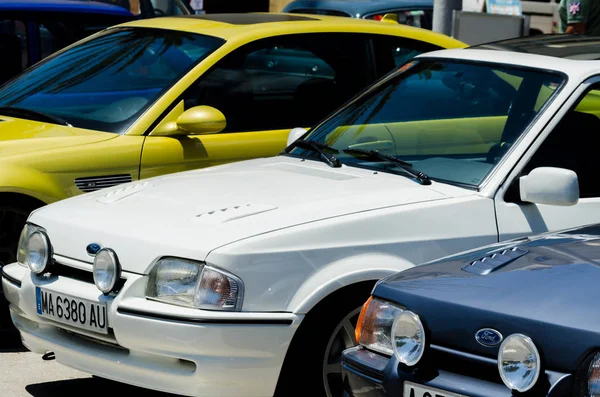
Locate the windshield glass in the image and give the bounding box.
[287,60,564,187]
[0,27,224,133]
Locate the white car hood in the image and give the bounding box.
[30,157,460,273]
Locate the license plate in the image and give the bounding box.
[404,381,467,397]
[35,287,108,334]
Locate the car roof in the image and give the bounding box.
[416,47,600,80]
[282,0,432,17]
[0,0,134,16]
[118,12,463,49]
[469,34,600,61]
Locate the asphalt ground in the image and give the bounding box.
[0,327,180,397]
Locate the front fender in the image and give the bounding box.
[288,252,416,314]
[0,164,64,204]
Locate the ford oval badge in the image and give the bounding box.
[475,328,503,347]
[86,243,102,256]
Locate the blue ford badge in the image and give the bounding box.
[86,243,102,256]
[475,328,503,347]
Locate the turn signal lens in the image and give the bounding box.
[355,296,372,343]
[355,297,403,356]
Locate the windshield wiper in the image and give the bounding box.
[0,107,72,127]
[290,139,342,168]
[343,148,431,185]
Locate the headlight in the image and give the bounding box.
[355,297,403,356]
[24,230,52,274]
[588,352,600,397]
[498,333,541,392]
[146,257,243,311]
[391,310,425,366]
[93,248,121,294]
[17,223,44,267]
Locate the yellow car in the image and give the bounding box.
[0,13,464,267]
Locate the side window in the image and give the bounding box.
[367,9,433,30]
[371,35,441,76]
[0,19,27,83]
[183,34,371,132]
[521,84,600,198]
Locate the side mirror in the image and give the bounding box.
[153,106,226,137]
[287,127,307,147]
[519,167,579,206]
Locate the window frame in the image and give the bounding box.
[504,79,600,202]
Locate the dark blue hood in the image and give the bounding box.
[374,224,600,373]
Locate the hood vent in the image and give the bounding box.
[462,246,529,276]
[75,174,133,193]
[193,204,277,224]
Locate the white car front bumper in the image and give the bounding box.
[2,261,301,397]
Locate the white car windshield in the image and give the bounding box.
[287,59,565,187]
[0,27,225,133]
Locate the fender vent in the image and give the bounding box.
[75,174,132,193]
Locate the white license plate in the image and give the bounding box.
[35,287,108,334]
[404,381,467,397]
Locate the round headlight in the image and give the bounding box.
[498,333,541,392]
[93,248,121,294]
[588,352,600,396]
[391,310,425,366]
[25,231,51,274]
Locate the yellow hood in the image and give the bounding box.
[0,117,116,157]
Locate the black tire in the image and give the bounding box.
[0,204,31,266]
[0,197,44,329]
[274,282,374,397]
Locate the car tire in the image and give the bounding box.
[0,200,42,329]
[274,282,374,397]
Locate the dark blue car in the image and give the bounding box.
[341,224,600,397]
[0,0,137,84]
[282,0,433,29]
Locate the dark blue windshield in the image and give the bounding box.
[0,27,225,133]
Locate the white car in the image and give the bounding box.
[4,35,600,397]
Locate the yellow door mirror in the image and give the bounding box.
[153,105,227,136]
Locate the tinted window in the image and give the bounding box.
[0,28,224,133]
[0,20,27,82]
[289,60,563,187]
[38,18,125,61]
[371,35,442,75]
[183,34,371,132]
[521,85,600,198]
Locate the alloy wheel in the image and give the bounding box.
[322,307,361,397]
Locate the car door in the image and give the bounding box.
[139,33,375,178]
[0,18,28,84]
[495,77,600,240]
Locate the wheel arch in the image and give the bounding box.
[287,252,417,315]
[0,192,48,210]
[0,164,64,205]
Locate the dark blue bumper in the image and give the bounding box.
[341,346,574,397]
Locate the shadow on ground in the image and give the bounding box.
[26,377,181,397]
[0,326,26,352]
